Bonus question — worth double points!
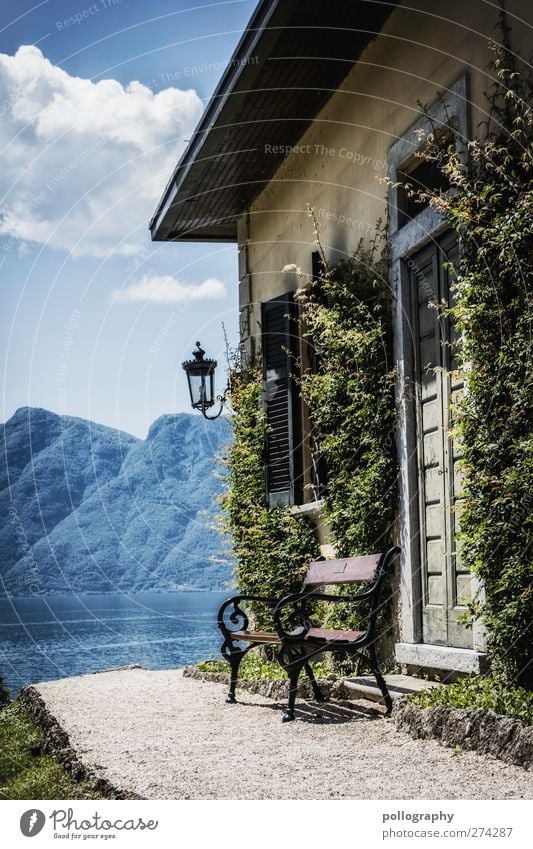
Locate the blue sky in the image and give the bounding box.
[0,0,255,437]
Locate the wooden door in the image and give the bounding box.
[409,233,471,648]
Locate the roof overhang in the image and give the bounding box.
[150,0,398,243]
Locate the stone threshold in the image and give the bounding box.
[344,673,439,704]
[395,642,489,674]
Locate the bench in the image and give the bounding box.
[217,546,399,721]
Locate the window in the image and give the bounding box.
[396,150,450,228]
[261,293,302,507]
[387,75,468,237]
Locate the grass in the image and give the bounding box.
[407,675,533,725]
[197,654,331,681]
[0,701,106,800]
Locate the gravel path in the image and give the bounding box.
[34,668,531,800]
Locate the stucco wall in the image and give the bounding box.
[240,0,530,306]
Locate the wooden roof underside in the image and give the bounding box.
[150,0,398,243]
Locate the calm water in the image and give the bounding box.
[0,592,228,696]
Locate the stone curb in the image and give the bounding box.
[394,701,532,769]
[182,665,350,701]
[18,686,141,799]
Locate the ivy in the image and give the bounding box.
[295,226,398,558]
[220,366,319,630]
[291,227,398,640]
[415,33,533,688]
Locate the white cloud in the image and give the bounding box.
[0,46,203,257]
[112,275,227,304]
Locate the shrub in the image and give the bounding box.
[198,654,329,681]
[408,675,533,725]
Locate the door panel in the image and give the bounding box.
[424,467,441,502]
[409,234,472,649]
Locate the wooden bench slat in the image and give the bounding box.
[303,553,381,586]
[230,627,365,644]
[230,630,280,644]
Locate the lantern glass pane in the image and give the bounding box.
[207,370,215,406]
[188,373,204,408]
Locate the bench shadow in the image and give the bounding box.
[235,696,386,724]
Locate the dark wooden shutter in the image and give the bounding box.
[262,293,302,507]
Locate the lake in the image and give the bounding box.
[0,591,228,696]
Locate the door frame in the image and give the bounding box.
[386,75,485,663]
[390,207,451,645]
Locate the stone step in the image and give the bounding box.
[343,674,440,704]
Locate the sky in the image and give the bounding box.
[0,0,256,437]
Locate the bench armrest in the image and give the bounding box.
[217,594,278,636]
[272,591,317,640]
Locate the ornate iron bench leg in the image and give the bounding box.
[278,645,307,722]
[304,660,327,703]
[367,644,393,716]
[284,664,302,722]
[221,641,247,704]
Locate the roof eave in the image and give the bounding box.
[150,0,398,244]
[150,0,290,241]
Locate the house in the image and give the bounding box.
[150,0,531,679]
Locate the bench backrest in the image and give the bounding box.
[302,548,399,642]
[303,553,383,587]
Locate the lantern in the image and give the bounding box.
[182,342,227,419]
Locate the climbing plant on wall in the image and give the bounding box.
[411,33,532,688]
[295,224,398,558]
[220,364,319,630]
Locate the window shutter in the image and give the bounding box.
[261,293,302,507]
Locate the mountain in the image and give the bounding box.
[0,407,234,594]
